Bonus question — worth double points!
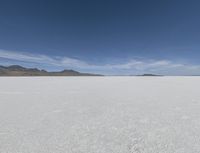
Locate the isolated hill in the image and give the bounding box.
[0,65,102,76]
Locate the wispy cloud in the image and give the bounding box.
[0,49,200,75]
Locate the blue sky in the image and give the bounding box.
[0,0,200,75]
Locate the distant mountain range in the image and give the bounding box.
[0,65,102,76]
[136,74,163,76]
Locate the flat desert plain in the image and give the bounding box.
[0,77,200,153]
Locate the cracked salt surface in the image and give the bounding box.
[0,77,200,153]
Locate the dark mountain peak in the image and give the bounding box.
[61,69,80,73]
[7,65,27,71]
[41,69,47,73]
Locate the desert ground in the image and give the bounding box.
[0,77,200,153]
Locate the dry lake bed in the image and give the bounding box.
[0,77,200,153]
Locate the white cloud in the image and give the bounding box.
[0,49,200,75]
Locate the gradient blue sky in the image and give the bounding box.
[0,0,200,75]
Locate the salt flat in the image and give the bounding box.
[0,77,200,153]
